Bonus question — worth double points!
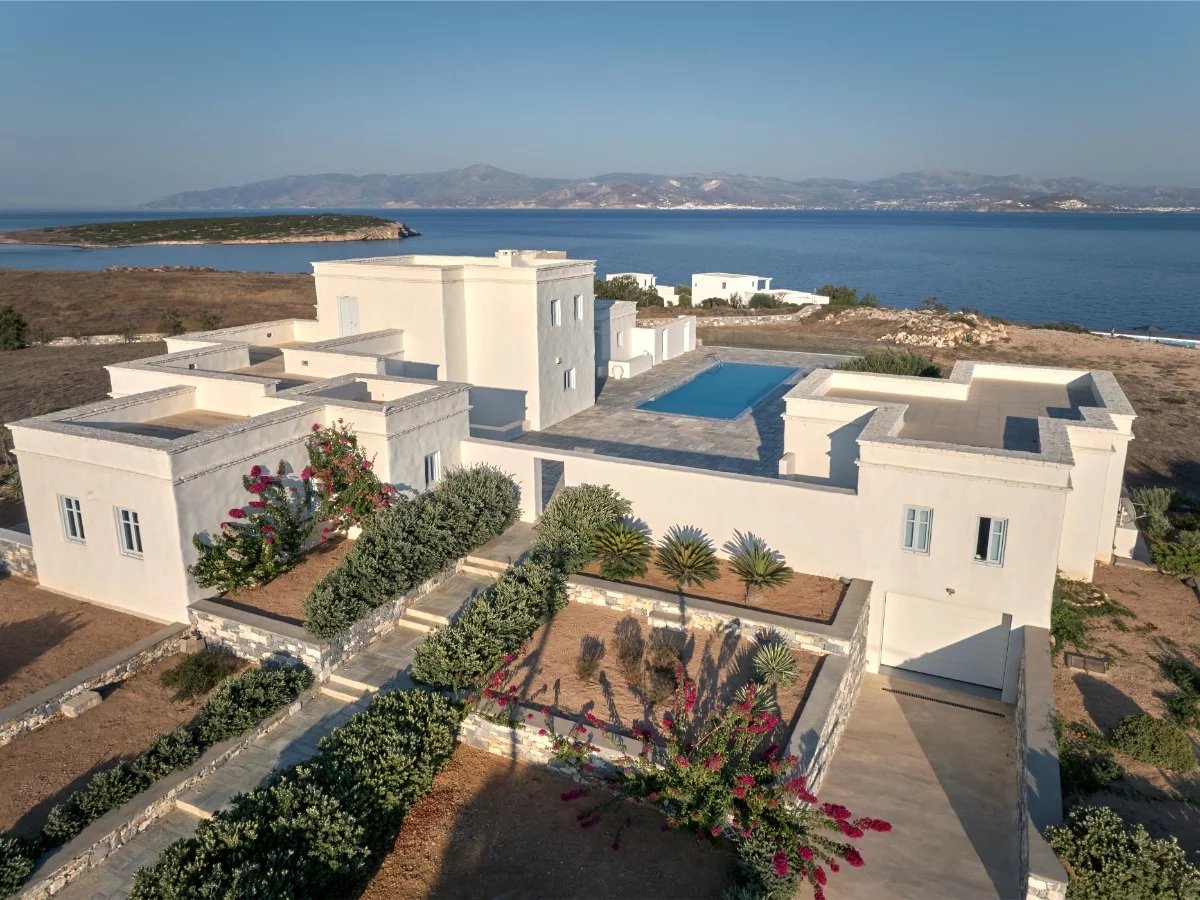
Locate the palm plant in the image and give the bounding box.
[733,681,780,716]
[752,641,800,686]
[728,531,793,604]
[655,525,719,591]
[591,520,651,581]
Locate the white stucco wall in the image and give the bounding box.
[631,317,697,364]
[692,273,771,306]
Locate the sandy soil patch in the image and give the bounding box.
[505,603,819,741]
[0,654,203,836]
[583,559,845,623]
[0,576,163,708]
[215,538,350,625]
[361,743,736,900]
[1054,564,1200,854]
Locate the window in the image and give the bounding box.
[975,516,1007,566]
[424,450,442,489]
[550,298,562,326]
[116,508,143,557]
[573,294,584,320]
[59,495,85,543]
[563,367,576,391]
[616,330,624,348]
[901,506,932,554]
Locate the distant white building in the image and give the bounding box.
[691,272,829,308]
[605,272,657,290]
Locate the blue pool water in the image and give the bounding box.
[638,362,798,420]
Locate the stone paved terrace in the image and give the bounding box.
[513,348,847,476]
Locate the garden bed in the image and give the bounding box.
[581,559,845,623]
[0,654,203,836]
[215,537,350,625]
[504,603,820,741]
[361,743,736,900]
[0,576,164,708]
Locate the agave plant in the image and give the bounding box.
[591,520,651,581]
[753,641,800,686]
[655,525,719,591]
[727,531,793,604]
[733,681,779,716]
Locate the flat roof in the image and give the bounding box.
[316,250,592,271]
[81,410,246,441]
[824,377,1094,452]
[695,272,766,279]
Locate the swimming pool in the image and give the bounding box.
[637,362,798,420]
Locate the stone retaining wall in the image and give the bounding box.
[189,561,463,677]
[458,708,629,779]
[0,623,190,748]
[0,526,35,578]
[21,683,323,899]
[1016,626,1069,900]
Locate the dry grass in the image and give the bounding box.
[0,268,315,338]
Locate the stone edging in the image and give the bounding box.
[0,623,190,748]
[20,682,324,899]
[1016,626,1069,900]
[190,560,464,676]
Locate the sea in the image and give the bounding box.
[2,208,1198,335]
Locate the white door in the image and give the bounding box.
[338,296,360,336]
[880,593,1010,689]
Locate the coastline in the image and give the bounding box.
[0,231,416,249]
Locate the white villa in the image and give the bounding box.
[4,249,1136,703]
[691,271,829,307]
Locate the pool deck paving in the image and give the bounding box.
[513,347,848,477]
[819,673,1021,900]
[52,532,522,899]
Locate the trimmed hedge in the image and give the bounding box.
[0,664,311,893]
[303,465,519,638]
[129,690,464,899]
[411,553,568,690]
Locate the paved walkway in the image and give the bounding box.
[819,673,1021,900]
[55,538,521,899]
[515,347,847,477]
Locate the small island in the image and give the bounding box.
[0,214,418,247]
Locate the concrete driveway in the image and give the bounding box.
[818,673,1021,900]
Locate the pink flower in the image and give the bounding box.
[799,846,814,861]
[703,753,723,771]
[300,466,314,479]
[820,803,852,821]
[772,851,789,878]
[814,866,827,886]
[538,728,547,736]
[247,483,266,494]
[733,786,747,799]
[362,460,372,469]
[259,524,276,535]
[844,848,865,869]
[248,500,266,510]
[228,508,246,519]
[828,860,840,873]
[311,423,321,431]
[838,820,865,839]
[674,755,689,767]
[249,465,263,477]
[710,825,722,837]
[858,817,892,833]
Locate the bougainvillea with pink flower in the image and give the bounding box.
[305,420,396,536]
[189,462,314,591]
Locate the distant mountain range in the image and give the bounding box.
[144,164,1200,212]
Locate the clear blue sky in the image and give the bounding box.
[2,1,1198,207]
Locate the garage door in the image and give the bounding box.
[881,593,1011,690]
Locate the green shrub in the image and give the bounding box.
[534,484,630,572]
[1047,805,1200,899]
[303,466,518,638]
[575,635,605,683]
[411,557,567,689]
[0,463,21,503]
[129,690,463,899]
[159,647,240,700]
[816,284,880,308]
[1032,321,1090,334]
[728,531,793,604]
[1056,717,1123,799]
[1110,714,1197,773]
[157,307,185,337]
[1132,487,1174,541]
[34,665,311,858]
[1160,656,1200,728]
[0,836,35,896]
[921,296,949,313]
[1051,575,1133,653]
[0,305,30,351]
[836,349,940,378]
[655,525,719,590]
[752,642,799,686]
[1151,541,1200,576]
[591,520,651,580]
[748,292,785,309]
